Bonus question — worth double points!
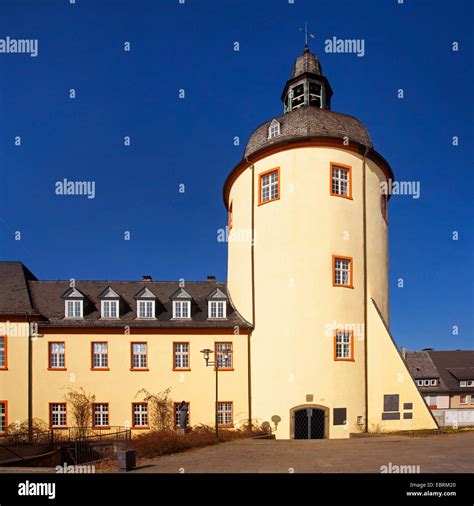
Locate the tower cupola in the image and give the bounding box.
[281,45,333,112]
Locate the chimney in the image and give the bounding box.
[142,275,152,282]
[400,347,406,360]
[207,275,216,282]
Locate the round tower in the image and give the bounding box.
[224,46,394,439]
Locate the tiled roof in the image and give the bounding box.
[0,262,37,316]
[244,106,372,158]
[0,262,252,329]
[404,351,448,393]
[405,350,474,394]
[428,351,474,393]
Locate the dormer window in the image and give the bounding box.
[98,287,120,319]
[207,288,228,319]
[460,380,474,387]
[138,300,155,319]
[66,300,82,318]
[268,119,281,139]
[101,300,118,319]
[173,300,190,319]
[62,287,85,319]
[134,286,157,319]
[170,287,192,319]
[209,301,226,319]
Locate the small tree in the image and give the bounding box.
[136,388,174,431]
[64,387,96,436]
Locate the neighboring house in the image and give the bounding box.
[405,350,474,410]
[0,45,439,440]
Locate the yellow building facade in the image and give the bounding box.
[0,47,437,440]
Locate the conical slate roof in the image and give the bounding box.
[291,45,322,77]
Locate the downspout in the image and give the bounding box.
[362,145,369,433]
[245,155,256,429]
[26,312,33,442]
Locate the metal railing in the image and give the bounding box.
[0,426,131,465]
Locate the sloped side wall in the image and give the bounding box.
[367,300,438,432]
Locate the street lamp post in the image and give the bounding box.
[200,347,230,439]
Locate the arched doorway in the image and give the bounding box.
[290,404,329,439]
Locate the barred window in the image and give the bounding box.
[92,342,108,369]
[335,331,353,360]
[138,300,154,318]
[101,300,118,318]
[331,165,351,197]
[209,301,226,319]
[93,403,109,427]
[260,170,279,204]
[49,342,65,369]
[50,403,67,427]
[131,343,147,369]
[0,336,6,369]
[174,402,189,428]
[173,343,189,370]
[333,257,352,287]
[217,402,233,427]
[133,403,148,428]
[173,301,190,319]
[65,300,82,318]
[215,342,233,370]
[0,402,6,433]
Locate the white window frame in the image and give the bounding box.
[49,342,65,369]
[334,257,351,287]
[460,380,467,387]
[173,300,191,319]
[260,170,279,204]
[65,299,83,318]
[217,402,233,427]
[50,403,67,427]
[430,379,437,386]
[101,300,119,319]
[173,342,190,370]
[335,331,352,360]
[268,122,280,139]
[131,343,147,369]
[93,403,109,427]
[133,403,148,427]
[92,342,108,369]
[208,301,226,319]
[331,165,350,197]
[137,300,155,319]
[0,401,6,433]
[216,342,233,370]
[467,380,474,387]
[0,336,5,369]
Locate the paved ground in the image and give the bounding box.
[1,432,473,474]
[131,432,474,473]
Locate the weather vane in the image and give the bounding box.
[299,22,315,46]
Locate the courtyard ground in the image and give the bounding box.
[1,432,472,474]
[129,431,474,473]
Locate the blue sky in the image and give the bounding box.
[0,0,472,351]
